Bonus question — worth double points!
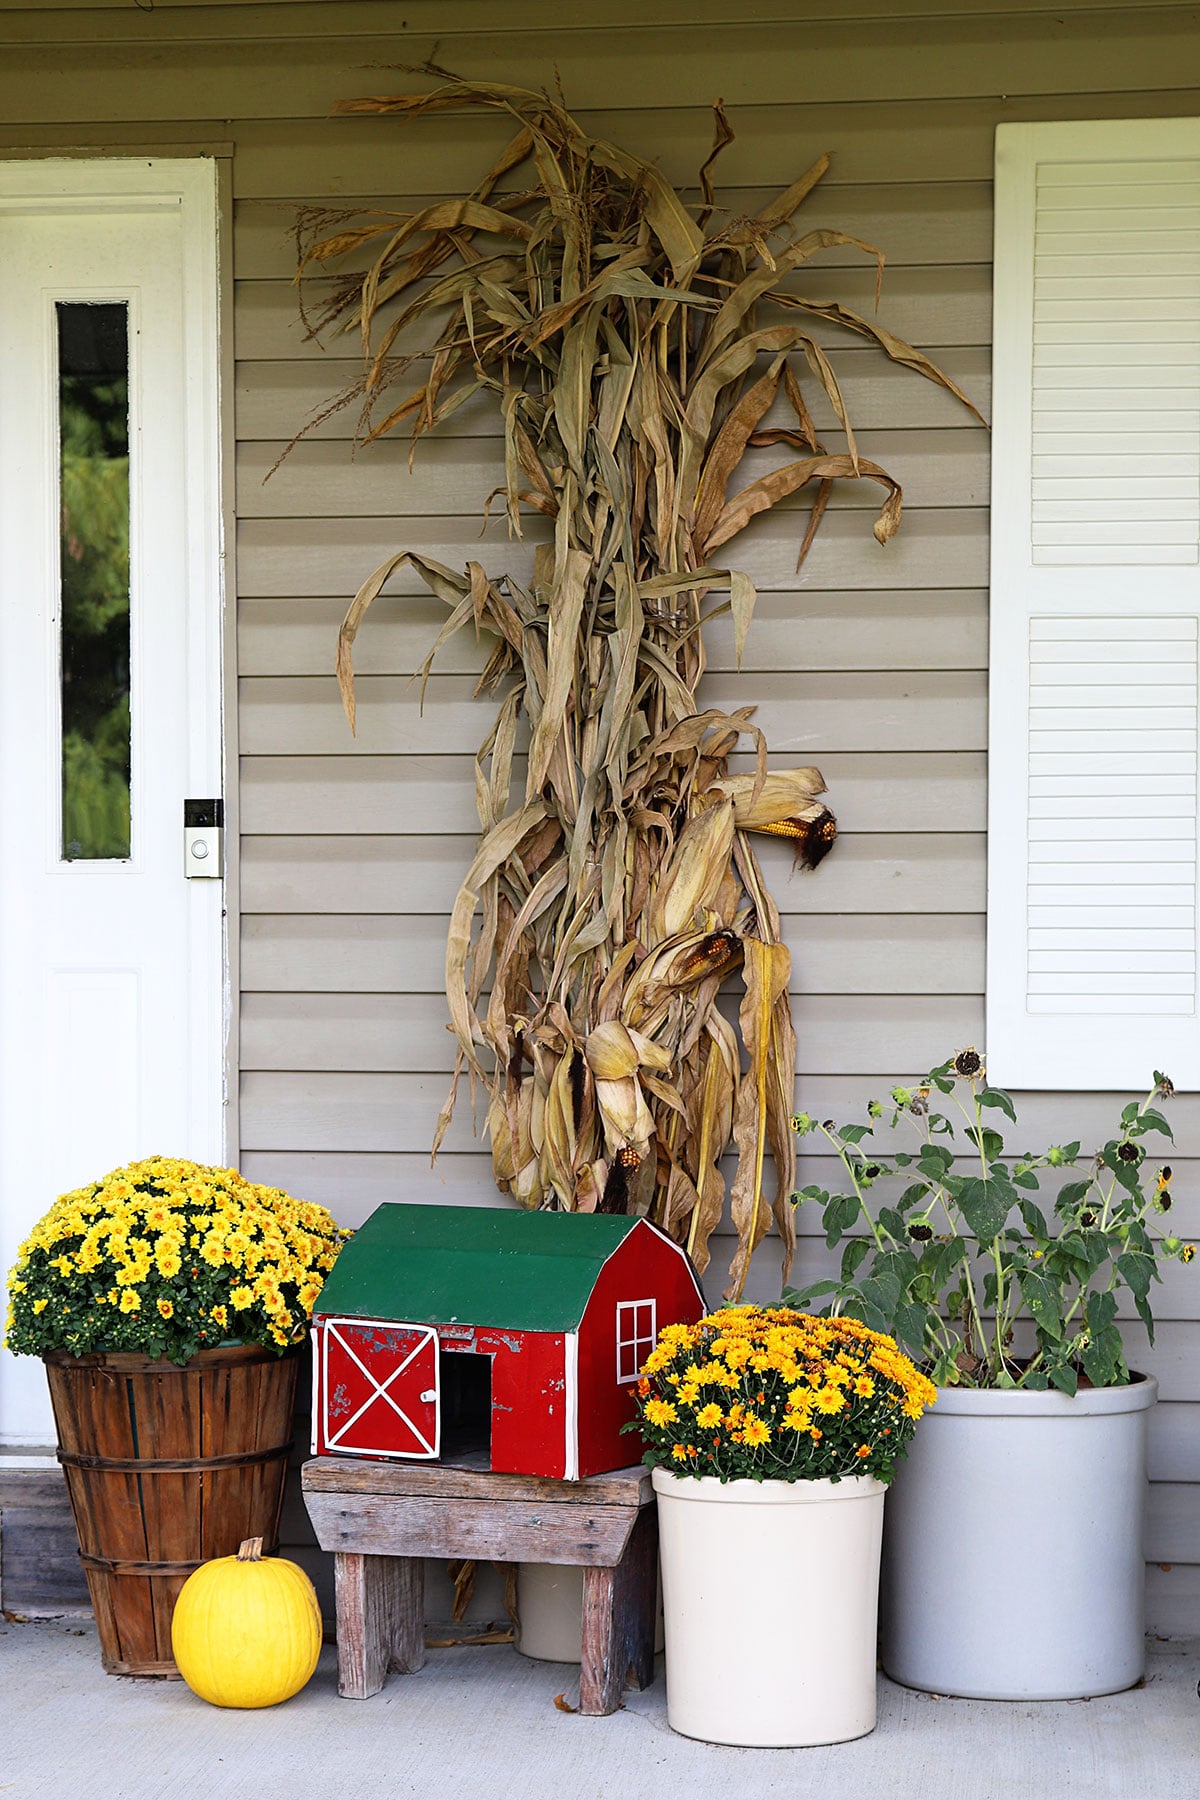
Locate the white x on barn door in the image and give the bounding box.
[318,1320,442,1461]
[0,160,226,1444]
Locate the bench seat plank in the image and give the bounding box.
[301,1455,659,1716]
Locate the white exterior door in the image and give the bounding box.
[0,161,226,1443]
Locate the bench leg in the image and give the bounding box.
[334,1552,425,1698]
[579,1506,659,1716]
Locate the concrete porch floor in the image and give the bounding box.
[2,1617,1197,1800]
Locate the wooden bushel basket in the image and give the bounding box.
[45,1344,299,1675]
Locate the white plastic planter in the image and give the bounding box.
[880,1376,1158,1700]
[515,1564,588,1663]
[515,1563,664,1663]
[653,1469,885,1747]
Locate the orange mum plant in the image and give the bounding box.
[629,1305,936,1483]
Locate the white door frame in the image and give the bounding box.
[0,158,230,1444]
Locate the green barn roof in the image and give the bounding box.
[315,1203,652,1333]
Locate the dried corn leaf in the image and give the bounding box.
[726,938,792,1300]
[653,802,736,941]
[704,454,900,556]
[696,99,736,231]
[714,768,827,826]
[289,79,983,1287]
[685,1013,738,1274]
[585,1021,642,1080]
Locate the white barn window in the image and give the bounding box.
[988,118,1200,1090]
[616,1299,657,1384]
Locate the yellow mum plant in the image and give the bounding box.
[5,1158,347,1367]
[630,1305,936,1484]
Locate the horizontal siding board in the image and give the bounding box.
[1146,1481,1200,1563]
[238,670,988,757]
[3,15,1199,124]
[780,1230,1200,1319]
[239,911,984,998]
[240,1068,1194,1186]
[237,1135,1200,1259]
[231,1148,769,1226]
[0,92,1194,196]
[239,430,990,519]
[236,507,989,596]
[0,1495,91,1612]
[790,1083,1200,1161]
[786,1250,1200,1323]
[223,109,1015,200]
[240,1070,463,1153]
[239,1072,1196,1222]
[0,122,238,160]
[239,991,446,1072]
[236,348,993,441]
[226,91,1200,196]
[238,1148,505,1219]
[238,989,984,1075]
[1144,1562,1200,1636]
[8,1,1192,36]
[232,184,995,281]
[11,1,1199,22]
[237,590,989,678]
[236,513,548,602]
[233,1077,786,1157]
[235,267,993,363]
[241,1136,1200,1237]
[238,751,986,835]
[1114,1325,1200,1403]
[239,831,985,916]
[1146,1404,1200,1484]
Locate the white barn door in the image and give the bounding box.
[0,161,226,1443]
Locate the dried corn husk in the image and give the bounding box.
[291,80,983,1292]
[714,769,828,828]
[585,1022,643,1081]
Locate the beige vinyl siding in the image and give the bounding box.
[3,0,1199,1625]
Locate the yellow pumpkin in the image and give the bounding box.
[171,1536,323,1708]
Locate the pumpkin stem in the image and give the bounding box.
[236,1537,264,1562]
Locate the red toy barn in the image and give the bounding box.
[311,1203,705,1480]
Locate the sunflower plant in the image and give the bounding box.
[786,1052,1192,1393]
[627,1305,936,1484]
[4,1158,347,1367]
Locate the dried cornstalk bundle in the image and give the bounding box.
[296,78,983,1295]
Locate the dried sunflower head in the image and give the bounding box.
[953,1048,984,1081]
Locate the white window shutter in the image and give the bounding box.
[988,120,1200,1091]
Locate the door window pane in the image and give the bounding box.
[58,302,130,860]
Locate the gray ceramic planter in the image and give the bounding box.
[880,1375,1158,1700]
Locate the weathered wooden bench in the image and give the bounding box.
[301,1457,658,1716]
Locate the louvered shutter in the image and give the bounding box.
[988,120,1200,1090]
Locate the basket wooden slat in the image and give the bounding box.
[45,1345,298,1676]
